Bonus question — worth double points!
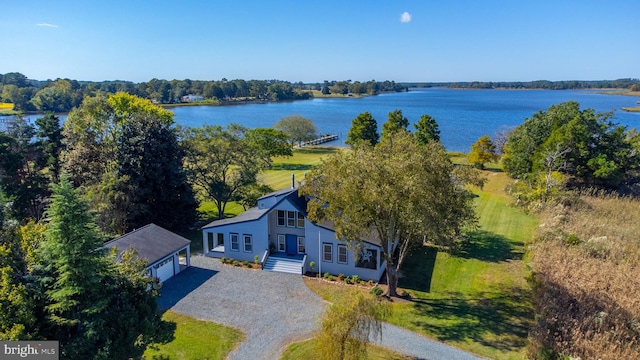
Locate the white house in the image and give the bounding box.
[201,183,385,281]
[181,94,204,102]
[104,223,191,283]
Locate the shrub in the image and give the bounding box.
[370,286,383,296]
[254,255,259,264]
[352,275,361,284]
[316,273,321,278]
[328,275,335,281]
[338,273,345,280]
[232,260,240,266]
[367,280,374,287]
[309,261,315,272]
[566,233,581,245]
[323,272,331,279]
[344,276,352,284]
[220,256,226,263]
[242,260,249,267]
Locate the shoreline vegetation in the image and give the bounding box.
[1,71,638,115]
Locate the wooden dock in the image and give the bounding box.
[298,134,339,147]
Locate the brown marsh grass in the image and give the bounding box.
[529,193,640,359]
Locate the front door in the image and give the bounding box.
[286,234,297,255]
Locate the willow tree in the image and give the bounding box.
[302,132,476,297]
[316,291,389,360]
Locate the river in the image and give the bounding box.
[20,88,640,153]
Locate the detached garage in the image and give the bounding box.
[104,223,191,283]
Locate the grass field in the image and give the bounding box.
[303,167,538,359]
[280,338,411,360]
[143,311,243,360]
[383,171,538,360]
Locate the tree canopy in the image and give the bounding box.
[503,101,639,189]
[345,111,379,146]
[381,109,409,140]
[301,132,476,297]
[273,115,318,146]
[468,135,497,169]
[413,114,441,144]
[183,124,289,219]
[62,92,195,234]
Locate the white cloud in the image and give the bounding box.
[400,12,412,23]
[36,23,59,28]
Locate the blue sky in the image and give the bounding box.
[1,1,638,83]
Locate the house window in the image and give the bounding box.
[297,212,305,228]
[297,236,305,253]
[287,211,296,227]
[338,245,348,264]
[277,210,285,226]
[230,233,239,251]
[323,243,333,262]
[277,234,285,252]
[243,235,253,252]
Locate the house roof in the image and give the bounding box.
[201,186,382,248]
[201,187,303,229]
[104,223,191,266]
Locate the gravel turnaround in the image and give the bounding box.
[158,255,326,360]
[158,255,486,360]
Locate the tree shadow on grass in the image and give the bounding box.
[295,147,338,155]
[156,266,218,310]
[270,163,315,171]
[410,287,533,352]
[458,230,524,262]
[398,246,437,293]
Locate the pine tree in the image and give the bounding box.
[345,112,379,146]
[414,114,441,144]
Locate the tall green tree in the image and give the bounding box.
[381,109,409,139]
[273,115,318,146]
[413,114,440,144]
[0,118,49,220]
[34,113,63,182]
[37,174,113,358]
[345,112,379,146]
[302,132,476,297]
[62,92,195,234]
[36,175,164,359]
[114,112,196,233]
[183,125,262,219]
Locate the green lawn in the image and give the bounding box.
[280,338,411,360]
[261,146,341,189]
[303,170,538,359]
[387,171,538,359]
[143,311,243,360]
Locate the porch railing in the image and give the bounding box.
[301,255,307,275]
[260,249,269,270]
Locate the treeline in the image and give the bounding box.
[0,72,407,113]
[403,78,640,90]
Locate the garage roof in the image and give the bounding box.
[104,223,191,266]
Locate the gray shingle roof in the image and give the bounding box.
[104,223,191,266]
[201,187,301,229]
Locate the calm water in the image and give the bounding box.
[169,89,640,152]
[19,89,639,153]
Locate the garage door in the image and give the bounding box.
[156,257,175,282]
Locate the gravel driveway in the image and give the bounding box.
[158,255,326,360]
[158,255,484,360]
